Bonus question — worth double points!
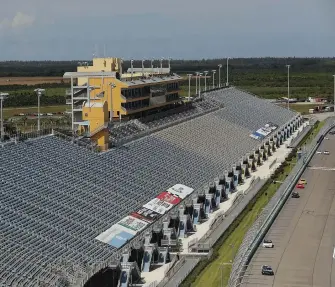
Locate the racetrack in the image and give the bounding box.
[241,131,335,287]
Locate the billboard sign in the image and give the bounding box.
[250,123,278,140]
[131,207,160,223]
[96,216,148,248]
[143,191,181,214]
[167,184,194,199]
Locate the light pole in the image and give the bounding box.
[141,59,145,77]
[34,88,45,132]
[0,92,9,141]
[187,74,192,101]
[168,57,171,71]
[151,59,154,74]
[204,71,208,92]
[218,64,222,88]
[226,57,230,87]
[198,73,203,97]
[160,58,163,74]
[333,75,335,115]
[212,70,216,89]
[109,83,116,122]
[195,72,199,95]
[130,59,134,80]
[286,64,290,110]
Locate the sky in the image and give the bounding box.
[0,0,334,60]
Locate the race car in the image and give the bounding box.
[262,239,274,248]
[296,183,305,189]
[299,179,307,184]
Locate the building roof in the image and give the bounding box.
[121,75,183,88]
[126,68,170,74]
[63,71,117,78]
[0,87,298,286]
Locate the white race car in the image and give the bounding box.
[262,239,274,248]
[316,151,322,154]
[323,151,330,155]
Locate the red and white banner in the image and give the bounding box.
[143,191,181,214]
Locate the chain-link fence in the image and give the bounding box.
[228,118,335,287]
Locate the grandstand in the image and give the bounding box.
[0,87,299,287]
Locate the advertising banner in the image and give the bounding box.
[96,216,148,248]
[143,191,181,214]
[250,123,278,140]
[167,184,194,199]
[131,207,160,223]
[96,224,137,248]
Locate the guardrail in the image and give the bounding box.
[229,118,335,287]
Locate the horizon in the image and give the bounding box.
[1,56,335,62]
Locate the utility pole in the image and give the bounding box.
[198,73,203,97]
[218,64,222,88]
[226,57,230,86]
[34,88,45,132]
[195,72,199,95]
[110,83,116,122]
[187,74,192,101]
[212,70,216,89]
[286,65,291,110]
[204,71,208,92]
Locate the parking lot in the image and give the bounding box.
[241,131,335,287]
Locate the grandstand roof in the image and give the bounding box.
[0,87,297,286]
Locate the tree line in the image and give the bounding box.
[3,92,65,108]
[1,58,335,77]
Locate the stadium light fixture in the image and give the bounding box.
[286,65,290,110]
[187,74,192,101]
[204,71,209,92]
[0,92,9,141]
[212,70,216,89]
[195,72,199,95]
[109,83,116,122]
[226,57,230,86]
[34,89,45,131]
[198,73,203,97]
[218,64,222,88]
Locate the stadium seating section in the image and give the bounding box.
[0,87,298,286]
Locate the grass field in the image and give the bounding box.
[241,86,332,100]
[0,77,69,86]
[2,87,66,96]
[187,121,323,287]
[279,103,326,114]
[3,105,67,119]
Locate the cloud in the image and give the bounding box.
[0,12,35,30]
[11,12,35,28]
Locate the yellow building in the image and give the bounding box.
[77,58,122,86]
[64,59,183,148]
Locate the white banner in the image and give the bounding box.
[96,216,148,248]
[167,184,194,199]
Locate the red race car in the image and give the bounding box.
[296,183,305,189]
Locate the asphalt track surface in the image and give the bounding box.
[241,132,335,287]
